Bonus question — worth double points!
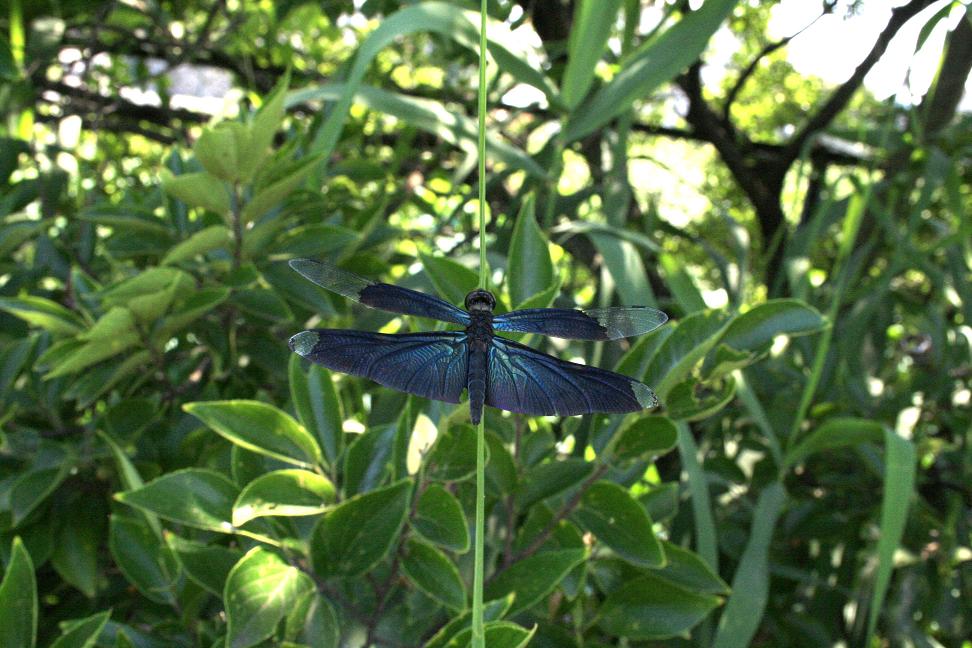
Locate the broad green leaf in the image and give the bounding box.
[565,0,738,141]
[162,225,231,265]
[311,480,412,578]
[783,417,884,469]
[50,502,103,598]
[160,170,229,215]
[608,416,677,461]
[283,590,339,648]
[401,538,466,611]
[411,483,470,553]
[656,541,730,595]
[10,463,71,526]
[0,295,84,336]
[442,621,535,648]
[515,458,592,510]
[193,123,244,181]
[156,287,229,339]
[108,515,180,605]
[342,423,396,496]
[116,469,239,533]
[484,549,586,616]
[426,424,479,482]
[0,537,37,648]
[712,482,786,648]
[720,299,824,352]
[596,572,722,639]
[644,310,730,401]
[575,481,664,568]
[561,0,623,109]
[225,547,314,648]
[289,355,343,466]
[419,252,478,307]
[665,375,737,422]
[99,267,188,304]
[640,482,679,523]
[232,288,295,322]
[184,400,323,468]
[165,534,242,595]
[49,610,111,648]
[866,430,916,644]
[241,154,320,223]
[241,72,289,181]
[232,469,335,527]
[507,195,555,306]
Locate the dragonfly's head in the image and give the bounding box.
[464,289,496,313]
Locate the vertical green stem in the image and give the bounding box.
[471,3,489,647]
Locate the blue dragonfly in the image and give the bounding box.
[288,259,667,424]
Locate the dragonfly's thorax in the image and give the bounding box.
[466,309,494,351]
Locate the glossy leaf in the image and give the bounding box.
[283,590,339,648]
[160,170,229,214]
[108,515,180,605]
[575,481,664,568]
[608,416,678,461]
[0,295,84,336]
[419,252,479,307]
[426,424,479,482]
[483,548,586,616]
[644,310,730,401]
[442,621,535,648]
[561,0,623,108]
[48,610,111,648]
[184,400,323,468]
[596,572,721,639]
[656,541,730,595]
[116,469,239,533]
[719,299,825,352]
[515,458,592,510]
[411,483,470,553]
[161,224,230,265]
[232,469,335,526]
[165,534,242,595]
[224,547,314,648]
[289,355,343,466]
[311,480,412,578]
[401,537,466,611]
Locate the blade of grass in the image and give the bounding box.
[676,422,717,572]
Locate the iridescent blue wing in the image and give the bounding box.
[290,258,471,326]
[486,337,657,416]
[290,330,469,403]
[492,307,667,340]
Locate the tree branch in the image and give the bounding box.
[784,0,935,160]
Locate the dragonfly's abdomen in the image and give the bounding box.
[466,311,493,424]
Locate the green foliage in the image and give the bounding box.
[1,1,968,647]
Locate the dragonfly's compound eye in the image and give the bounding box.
[464,289,496,312]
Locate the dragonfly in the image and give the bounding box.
[288,258,668,424]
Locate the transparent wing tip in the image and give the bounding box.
[289,330,318,356]
[631,382,659,409]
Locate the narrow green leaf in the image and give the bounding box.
[644,310,730,401]
[420,253,479,307]
[0,537,37,648]
[575,481,664,568]
[588,232,655,307]
[162,225,231,265]
[241,154,320,223]
[116,469,239,533]
[232,469,335,527]
[866,430,916,644]
[565,0,738,141]
[156,287,229,339]
[656,541,730,595]
[783,418,884,469]
[165,534,242,595]
[225,547,314,648]
[289,355,344,467]
[49,610,111,648]
[311,480,412,578]
[507,195,555,306]
[10,463,70,526]
[412,483,470,553]
[193,123,244,181]
[659,252,707,313]
[184,400,323,468]
[596,572,721,639]
[561,0,623,108]
[241,72,289,181]
[712,482,786,648]
[677,422,717,571]
[160,170,229,215]
[401,537,467,611]
[50,502,103,598]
